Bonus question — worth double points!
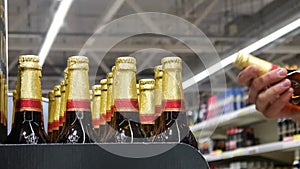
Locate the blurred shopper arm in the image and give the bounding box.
[237,65,300,122]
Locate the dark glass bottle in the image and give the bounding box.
[6,55,50,144]
[114,57,145,143]
[235,52,300,105]
[52,85,61,143]
[57,56,96,143]
[153,65,163,140]
[91,85,101,141]
[59,80,67,134]
[104,72,115,142]
[294,149,300,169]
[155,57,198,150]
[47,90,54,141]
[139,79,155,140]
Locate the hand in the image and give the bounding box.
[237,65,300,121]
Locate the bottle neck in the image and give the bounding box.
[59,89,66,126]
[154,77,162,117]
[100,89,107,125]
[162,68,185,112]
[106,83,112,122]
[92,95,101,128]
[18,68,42,112]
[113,69,138,113]
[66,68,91,112]
[53,95,61,130]
[140,89,155,125]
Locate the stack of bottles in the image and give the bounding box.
[210,160,288,169]
[0,71,7,143]
[205,87,247,120]
[3,55,198,150]
[277,118,300,141]
[225,127,258,151]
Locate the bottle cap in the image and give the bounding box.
[139,79,155,90]
[92,85,101,96]
[67,56,89,70]
[115,57,136,71]
[154,65,163,78]
[161,57,182,70]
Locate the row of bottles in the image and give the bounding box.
[3,54,198,149]
[0,70,7,143]
[277,118,300,141]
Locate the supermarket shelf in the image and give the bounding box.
[190,105,266,138]
[204,139,300,162]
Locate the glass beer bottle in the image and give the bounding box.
[156,57,198,149]
[52,85,61,142]
[91,85,101,141]
[6,55,50,144]
[47,90,55,141]
[153,65,163,139]
[56,56,96,143]
[114,57,145,143]
[139,79,155,140]
[104,72,115,142]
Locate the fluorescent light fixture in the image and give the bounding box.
[38,0,73,66]
[183,16,300,89]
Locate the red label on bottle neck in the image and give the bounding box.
[106,110,111,121]
[16,99,42,112]
[140,114,155,124]
[100,114,106,125]
[48,123,53,132]
[53,120,59,130]
[155,105,162,117]
[59,114,65,126]
[93,119,100,128]
[114,99,139,112]
[66,100,91,112]
[162,100,185,112]
[271,64,279,71]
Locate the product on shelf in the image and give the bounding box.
[56,56,96,143]
[51,85,61,143]
[225,127,257,151]
[277,118,300,141]
[154,57,198,149]
[104,72,115,142]
[0,71,7,143]
[234,52,300,105]
[99,79,109,142]
[91,84,101,141]
[139,79,155,141]
[47,90,54,140]
[153,65,163,139]
[6,55,50,144]
[59,80,67,134]
[113,57,144,143]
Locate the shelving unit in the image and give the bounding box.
[190,105,267,139]
[204,140,300,162]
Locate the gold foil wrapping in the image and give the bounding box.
[161,57,183,101]
[114,57,138,101]
[234,52,276,76]
[100,79,108,125]
[59,81,66,126]
[139,79,155,124]
[154,65,163,116]
[66,56,91,110]
[53,85,61,130]
[106,72,113,121]
[92,85,101,128]
[48,90,55,132]
[18,55,42,102]
[0,73,3,125]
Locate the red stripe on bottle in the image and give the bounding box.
[111,105,114,117]
[59,116,64,126]
[270,64,279,71]
[140,114,155,124]
[155,105,162,116]
[93,119,100,127]
[16,99,42,112]
[114,99,139,112]
[48,123,53,132]
[53,120,59,130]
[67,100,91,111]
[106,110,111,121]
[162,100,185,111]
[100,114,106,124]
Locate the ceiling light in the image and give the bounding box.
[183,16,300,89]
[38,0,73,66]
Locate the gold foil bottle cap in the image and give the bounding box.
[48,90,55,101]
[107,72,113,84]
[60,81,65,92]
[92,85,101,96]
[100,79,108,90]
[54,85,61,97]
[67,56,89,70]
[161,57,182,70]
[139,79,155,90]
[115,57,136,71]
[18,55,41,70]
[234,52,250,70]
[154,65,163,78]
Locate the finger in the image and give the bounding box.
[255,79,291,113]
[237,66,259,86]
[263,88,293,119]
[248,68,287,103]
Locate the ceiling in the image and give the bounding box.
[7,0,300,99]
